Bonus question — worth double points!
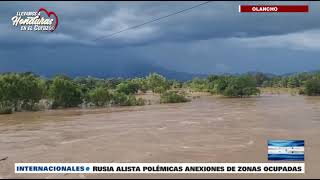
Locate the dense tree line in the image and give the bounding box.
[1,71,320,114]
[186,75,260,97]
[186,71,320,96]
[0,73,182,114]
[252,72,320,95]
[0,73,46,113]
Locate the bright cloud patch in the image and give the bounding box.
[229,30,320,51]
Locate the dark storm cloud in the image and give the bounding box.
[1,1,320,46]
[0,1,320,75]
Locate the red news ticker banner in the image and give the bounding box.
[239,5,309,13]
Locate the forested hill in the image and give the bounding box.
[14,62,207,81]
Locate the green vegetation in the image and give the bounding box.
[168,80,183,89]
[186,78,211,92]
[186,75,260,97]
[0,72,167,114]
[88,87,112,106]
[116,81,140,95]
[254,71,320,95]
[49,76,83,108]
[0,73,45,111]
[131,78,149,93]
[304,78,320,96]
[112,92,145,106]
[160,91,190,104]
[218,76,260,97]
[0,105,12,114]
[1,71,320,115]
[146,73,170,93]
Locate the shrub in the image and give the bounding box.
[160,91,190,104]
[112,92,145,106]
[220,76,260,97]
[153,86,167,94]
[304,78,320,96]
[111,92,128,105]
[146,73,170,93]
[187,78,210,92]
[88,87,112,106]
[0,73,45,111]
[49,76,83,108]
[298,88,305,95]
[0,104,13,114]
[116,81,140,95]
[133,97,145,106]
[131,78,149,93]
[212,77,231,94]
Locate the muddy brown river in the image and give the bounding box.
[0,94,320,179]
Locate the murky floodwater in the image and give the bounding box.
[0,94,320,179]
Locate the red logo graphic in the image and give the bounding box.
[37,8,59,32]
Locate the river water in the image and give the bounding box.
[0,94,319,178]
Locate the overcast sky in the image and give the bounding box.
[1,1,320,75]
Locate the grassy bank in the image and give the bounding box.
[0,107,12,114]
[259,87,301,95]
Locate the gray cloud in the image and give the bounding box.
[0,1,320,76]
[2,1,320,46]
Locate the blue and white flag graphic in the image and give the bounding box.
[268,140,304,161]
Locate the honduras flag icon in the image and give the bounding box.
[268,140,304,161]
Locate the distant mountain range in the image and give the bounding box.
[34,60,207,81]
[2,59,319,80]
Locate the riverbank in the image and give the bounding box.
[259,87,301,95]
[0,89,313,116]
